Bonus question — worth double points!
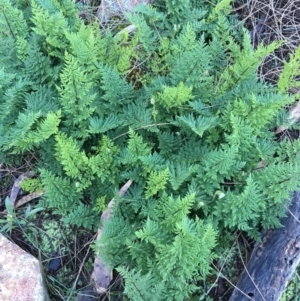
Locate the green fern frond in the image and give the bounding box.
[278,45,300,93]
[145,168,169,199]
[155,82,194,111]
[175,114,219,137]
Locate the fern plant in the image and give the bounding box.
[1,0,300,299]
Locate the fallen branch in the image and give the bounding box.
[77,180,133,300]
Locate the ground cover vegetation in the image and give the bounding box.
[0,0,300,300]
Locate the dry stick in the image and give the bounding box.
[206,231,239,297]
[90,180,133,295]
[112,123,171,141]
[211,263,255,301]
[68,236,96,301]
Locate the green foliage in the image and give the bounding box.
[280,267,300,301]
[0,197,44,233]
[23,216,93,299]
[1,0,300,300]
[39,168,83,215]
[117,267,165,301]
[278,45,300,93]
[97,193,216,300]
[19,178,44,193]
[145,168,169,198]
[155,82,194,111]
[61,203,98,230]
[92,196,107,213]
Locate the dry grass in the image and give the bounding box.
[233,0,300,85]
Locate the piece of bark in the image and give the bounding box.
[229,191,300,301]
[87,180,133,297]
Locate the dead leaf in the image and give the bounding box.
[9,171,36,207]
